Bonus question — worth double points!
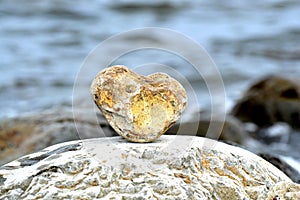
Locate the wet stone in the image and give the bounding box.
[90,65,187,142]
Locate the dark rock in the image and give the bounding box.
[232,76,300,128]
[166,115,248,144]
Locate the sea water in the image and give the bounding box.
[0,0,300,170]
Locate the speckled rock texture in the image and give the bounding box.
[90,65,187,142]
[232,76,300,128]
[1,136,299,199]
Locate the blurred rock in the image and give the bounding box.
[232,76,300,128]
[256,122,291,144]
[0,106,116,166]
[1,136,298,199]
[166,115,248,144]
[0,108,251,166]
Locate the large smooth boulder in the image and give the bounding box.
[1,136,299,199]
[232,76,300,128]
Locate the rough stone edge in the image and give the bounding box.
[0,136,292,183]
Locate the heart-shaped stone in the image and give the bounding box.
[90,65,187,142]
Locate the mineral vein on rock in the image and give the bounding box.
[0,136,299,200]
[90,65,187,142]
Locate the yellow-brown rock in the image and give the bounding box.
[90,65,187,142]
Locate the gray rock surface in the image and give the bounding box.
[1,136,299,199]
[0,106,115,166]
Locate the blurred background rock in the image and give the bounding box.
[0,0,300,182]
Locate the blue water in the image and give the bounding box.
[1,0,300,117]
[1,0,300,176]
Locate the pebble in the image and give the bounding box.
[90,65,187,142]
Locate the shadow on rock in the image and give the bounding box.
[166,114,248,144]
